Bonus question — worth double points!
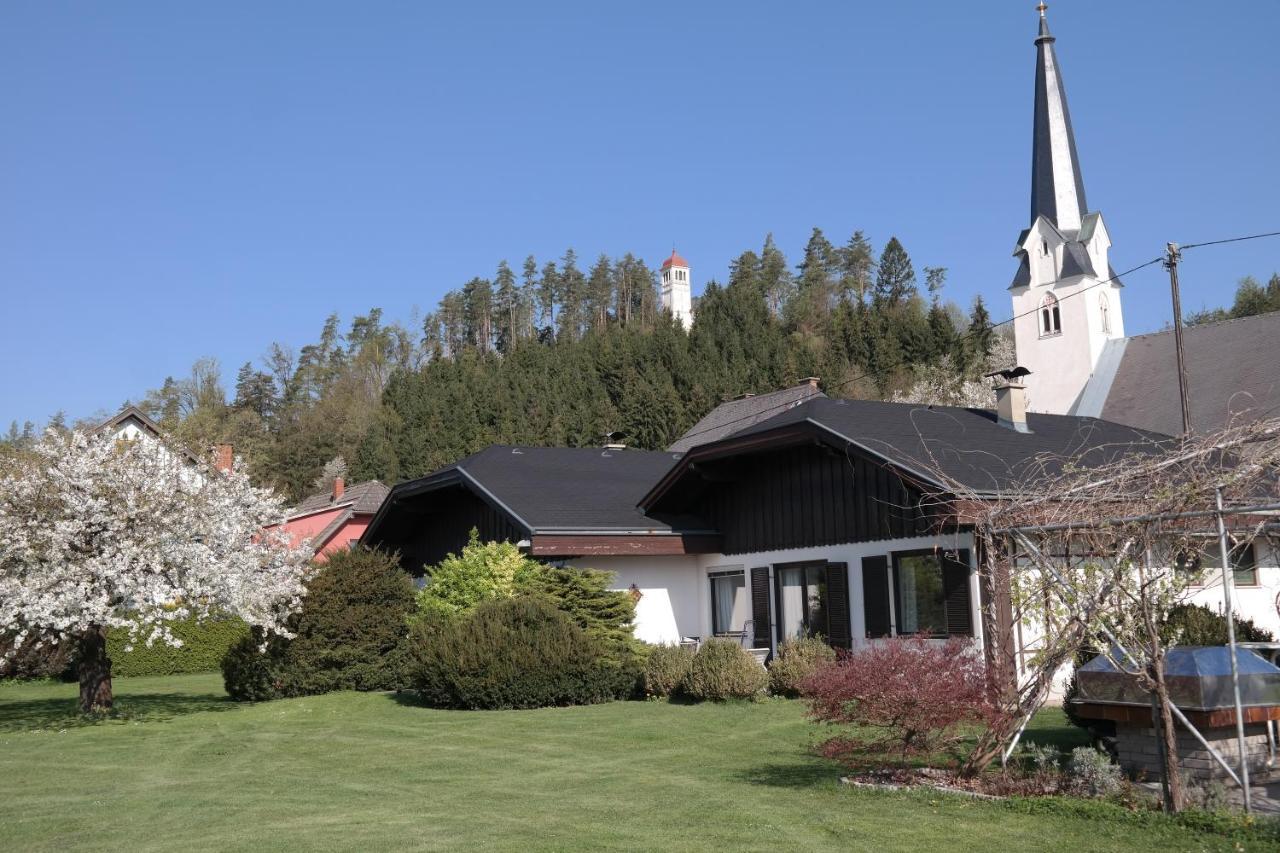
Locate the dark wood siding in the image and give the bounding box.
[691,443,936,555]
[377,486,524,576]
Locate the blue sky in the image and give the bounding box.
[2,2,1277,427]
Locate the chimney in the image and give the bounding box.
[602,431,626,450]
[213,444,234,474]
[985,367,1033,433]
[332,476,345,502]
[802,376,821,390]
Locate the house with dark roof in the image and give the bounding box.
[668,379,825,453]
[278,478,390,561]
[363,389,1172,657]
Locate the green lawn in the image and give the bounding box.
[0,674,1270,852]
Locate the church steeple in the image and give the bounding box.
[1030,2,1088,232]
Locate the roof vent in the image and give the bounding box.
[732,392,756,401]
[984,366,1033,434]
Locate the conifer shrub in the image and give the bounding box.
[767,636,837,697]
[643,643,695,698]
[682,639,767,701]
[407,596,632,710]
[222,547,416,701]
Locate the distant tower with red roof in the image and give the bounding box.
[660,249,692,330]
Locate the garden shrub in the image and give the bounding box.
[682,639,767,701]
[222,547,416,701]
[108,614,250,677]
[1066,746,1123,798]
[801,635,994,762]
[415,532,539,619]
[407,596,631,710]
[643,643,694,698]
[517,563,639,664]
[1160,603,1274,646]
[768,636,837,697]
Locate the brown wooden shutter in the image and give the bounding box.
[750,567,772,648]
[824,562,852,649]
[942,549,974,637]
[861,555,891,638]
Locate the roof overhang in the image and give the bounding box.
[529,532,722,557]
[361,466,534,548]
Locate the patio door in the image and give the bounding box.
[773,561,850,648]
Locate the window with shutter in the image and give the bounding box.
[861,555,891,638]
[749,567,772,648]
[941,549,974,637]
[824,562,851,649]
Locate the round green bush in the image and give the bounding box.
[768,636,837,697]
[222,547,417,701]
[683,638,767,701]
[1160,603,1274,646]
[408,596,632,709]
[643,643,694,698]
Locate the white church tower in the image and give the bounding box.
[1010,4,1125,415]
[660,249,693,330]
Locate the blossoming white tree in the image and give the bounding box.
[0,430,312,713]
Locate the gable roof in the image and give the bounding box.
[668,380,826,452]
[645,397,1171,506]
[93,405,165,440]
[368,446,701,538]
[292,480,389,518]
[1089,311,1280,436]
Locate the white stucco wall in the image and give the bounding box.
[570,531,982,655]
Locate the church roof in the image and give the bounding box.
[1030,5,1089,232]
[1076,311,1280,436]
[660,250,689,270]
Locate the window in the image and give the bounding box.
[1175,540,1258,587]
[1099,293,1111,334]
[1042,239,1049,257]
[709,570,748,635]
[776,562,828,641]
[1040,293,1062,337]
[892,552,947,637]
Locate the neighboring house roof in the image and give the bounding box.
[93,405,166,439]
[1076,311,1280,436]
[668,380,826,452]
[646,397,1171,505]
[660,250,689,269]
[292,480,390,518]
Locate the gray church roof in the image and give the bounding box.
[1077,311,1280,436]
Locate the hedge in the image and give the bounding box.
[107,616,250,677]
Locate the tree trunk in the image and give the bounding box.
[77,626,113,715]
[1151,657,1185,812]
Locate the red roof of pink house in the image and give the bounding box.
[660,250,689,270]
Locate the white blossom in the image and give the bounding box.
[0,430,313,655]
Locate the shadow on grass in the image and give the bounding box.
[736,757,842,789]
[0,691,236,732]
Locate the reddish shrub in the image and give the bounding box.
[800,635,995,763]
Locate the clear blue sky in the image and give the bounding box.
[2,2,1277,428]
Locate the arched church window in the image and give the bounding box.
[1040,293,1061,337]
[1099,292,1111,334]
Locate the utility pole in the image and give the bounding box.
[1164,242,1192,436]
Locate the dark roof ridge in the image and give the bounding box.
[1125,309,1280,342]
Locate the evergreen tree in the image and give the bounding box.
[874,237,917,306]
[838,230,875,305]
[493,260,520,353]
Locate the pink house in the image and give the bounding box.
[279,478,390,561]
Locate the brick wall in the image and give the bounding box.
[1116,721,1271,780]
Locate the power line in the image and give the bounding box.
[1180,230,1280,251]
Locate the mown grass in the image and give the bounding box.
[0,674,1273,852]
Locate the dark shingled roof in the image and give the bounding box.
[668,381,826,452]
[420,445,698,533]
[293,480,390,517]
[1099,311,1280,437]
[716,397,1172,497]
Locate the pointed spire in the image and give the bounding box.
[1030,2,1088,232]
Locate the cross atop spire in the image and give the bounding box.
[1029,0,1087,231]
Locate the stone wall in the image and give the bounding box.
[1116,721,1272,780]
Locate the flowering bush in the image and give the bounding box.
[801,635,995,762]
